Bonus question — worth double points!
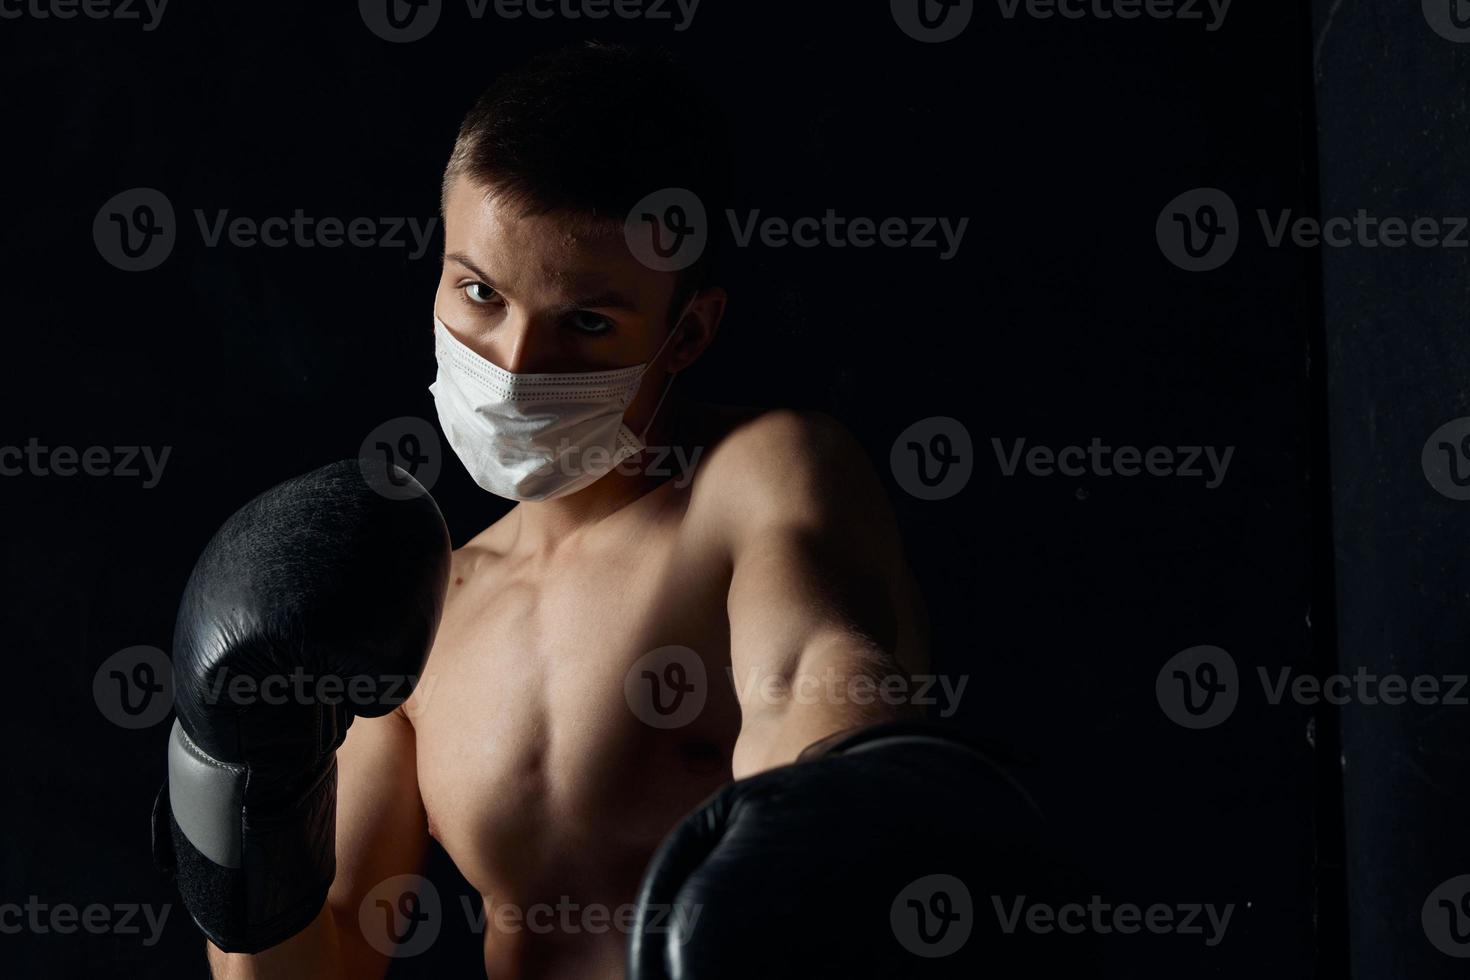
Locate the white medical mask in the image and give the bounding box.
[429,309,684,502]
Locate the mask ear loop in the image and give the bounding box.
[634,297,696,443]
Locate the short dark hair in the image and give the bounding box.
[442,41,730,305]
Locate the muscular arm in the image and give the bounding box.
[718,410,929,778]
[206,707,429,979]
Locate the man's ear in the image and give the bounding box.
[669,286,728,373]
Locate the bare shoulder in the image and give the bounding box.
[447,510,517,580]
[687,405,896,543]
[698,405,862,487]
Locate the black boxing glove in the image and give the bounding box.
[150,460,451,953]
[628,722,1095,979]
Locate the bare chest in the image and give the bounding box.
[405,510,739,903]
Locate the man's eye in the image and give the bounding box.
[463,283,500,305]
[566,311,612,335]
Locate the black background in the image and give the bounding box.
[2,0,1458,977]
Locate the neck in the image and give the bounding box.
[506,392,694,554]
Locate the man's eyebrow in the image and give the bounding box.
[443,251,495,285]
[443,250,640,312]
[562,288,640,312]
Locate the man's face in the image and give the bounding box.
[436,175,683,374]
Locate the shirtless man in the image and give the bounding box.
[157,42,1053,980]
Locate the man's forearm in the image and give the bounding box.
[206,904,349,980]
